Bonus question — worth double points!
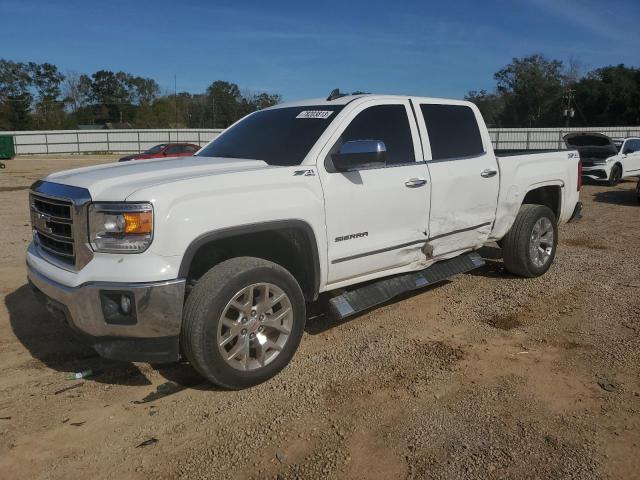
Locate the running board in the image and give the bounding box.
[328,252,485,320]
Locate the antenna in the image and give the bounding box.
[327,88,345,101]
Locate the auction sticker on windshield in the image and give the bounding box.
[296,110,334,119]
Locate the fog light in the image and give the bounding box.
[100,291,137,325]
[120,295,131,315]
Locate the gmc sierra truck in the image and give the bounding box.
[27,93,582,389]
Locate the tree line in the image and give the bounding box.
[465,54,640,127]
[1,55,639,131]
[0,59,282,130]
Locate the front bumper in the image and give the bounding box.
[582,164,610,180]
[27,264,185,363]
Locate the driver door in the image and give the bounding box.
[317,99,431,286]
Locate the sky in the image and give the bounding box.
[1,0,639,101]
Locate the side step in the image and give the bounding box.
[328,252,485,319]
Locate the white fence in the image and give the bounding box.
[2,126,640,155]
[489,126,640,151]
[3,129,223,155]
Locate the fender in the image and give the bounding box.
[177,219,321,298]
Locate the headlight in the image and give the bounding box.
[88,202,153,253]
[606,157,614,163]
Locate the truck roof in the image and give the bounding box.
[273,94,472,109]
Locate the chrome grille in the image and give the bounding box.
[29,181,93,271]
[30,193,76,266]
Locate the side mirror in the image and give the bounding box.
[330,140,387,172]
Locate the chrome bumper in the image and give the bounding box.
[27,264,185,362]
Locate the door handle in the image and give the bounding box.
[405,178,427,188]
[480,169,498,178]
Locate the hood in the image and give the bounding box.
[563,133,617,159]
[45,156,269,200]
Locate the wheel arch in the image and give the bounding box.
[522,184,562,220]
[178,220,321,301]
[613,161,623,176]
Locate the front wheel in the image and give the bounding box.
[181,257,306,389]
[608,164,622,186]
[500,204,558,278]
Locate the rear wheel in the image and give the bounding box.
[181,257,306,389]
[608,164,622,186]
[501,204,558,278]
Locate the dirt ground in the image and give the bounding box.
[0,155,639,479]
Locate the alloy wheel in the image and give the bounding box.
[217,283,293,371]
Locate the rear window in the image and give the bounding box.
[420,104,484,160]
[145,144,166,154]
[197,106,343,166]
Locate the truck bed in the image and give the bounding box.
[495,149,568,157]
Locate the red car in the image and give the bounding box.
[119,143,200,162]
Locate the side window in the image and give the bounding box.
[165,145,182,154]
[183,145,198,153]
[420,104,484,160]
[337,104,415,166]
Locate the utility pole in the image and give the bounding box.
[563,89,575,128]
[174,75,178,130]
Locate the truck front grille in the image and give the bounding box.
[29,181,93,271]
[30,194,76,266]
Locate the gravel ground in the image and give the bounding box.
[0,156,639,479]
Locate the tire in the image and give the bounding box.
[636,180,640,204]
[500,204,558,278]
[181,257,306,389]
[608,164,622,186]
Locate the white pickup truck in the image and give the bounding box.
[27,93,582,388]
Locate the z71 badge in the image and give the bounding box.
[335,232,368,242]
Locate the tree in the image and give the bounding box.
[131,77,159,105]
[494,54,565,127]
[574,65,640,126]
[28,62,65,128]
[1,57,285,130]
[249,92,282,110]
[464,90,503,127]
[207,80,243,128]
[63,71,93,113]
[0,60,33,129]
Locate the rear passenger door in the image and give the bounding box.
[412,100,499,257]
[318,100,430,285]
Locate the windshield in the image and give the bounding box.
[196,106,344,166]
[145,144,167,154]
